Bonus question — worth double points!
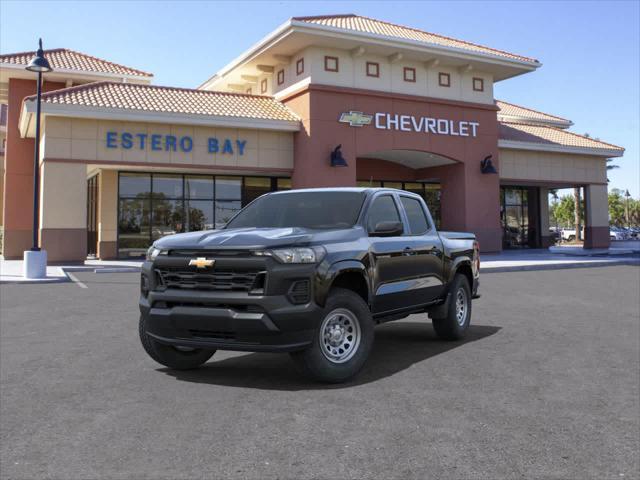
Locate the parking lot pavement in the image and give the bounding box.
[1,266,638,479]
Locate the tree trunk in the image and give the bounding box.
[574,187,581,241]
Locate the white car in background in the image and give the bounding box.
[610,228,628,241]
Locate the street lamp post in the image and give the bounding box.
[23,39,52,279]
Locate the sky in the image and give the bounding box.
[1,0,638,197]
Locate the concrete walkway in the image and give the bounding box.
[1,248,638,284]
[0,258,142,284]
[480,249,639,273]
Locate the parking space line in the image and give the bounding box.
[66,272,88,289]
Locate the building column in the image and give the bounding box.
[584,184,610,249]
[39,161,87,262]
[539,188,553,247]
[2,78,66,259]
[285,91,357,188]
[98,170,118,259]
[420,160,502,253]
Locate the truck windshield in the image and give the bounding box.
[225,191,366,230]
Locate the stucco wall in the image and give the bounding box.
[42,117,294,171]
[273,46,494,105]
[499,148,607,184]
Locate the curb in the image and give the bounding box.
[482,259,640,274]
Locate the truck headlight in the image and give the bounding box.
[265,247,326,264]
[146,246,163,261]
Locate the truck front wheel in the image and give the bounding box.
[431,274,472,340]
[139,316,215,370]
[290,288,374,383]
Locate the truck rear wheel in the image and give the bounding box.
[431,274,471,340]
[290,288,374,383]
[139,315,215,370]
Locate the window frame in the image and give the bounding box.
[438,72,451,87]
[472,77,484,92]
[366,61,380,78]
[364,193,403,235]
[403,67,416,83]
[296,58,304,75]
[260,78,268,94]
[324,55,339,72]
[277,69,284,85]
[398,194,433,235]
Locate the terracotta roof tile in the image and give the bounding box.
[0,48,152,78]
[499,122,624,153]
[496,100,571,126]
[27,81,299,122]
[293,14,538,64]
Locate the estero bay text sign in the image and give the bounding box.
[105,132,247,155]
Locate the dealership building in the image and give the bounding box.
[0,14,624,261]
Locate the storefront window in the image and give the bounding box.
[277,178,292,190]
[117,173,290,257]
[501,186,538,249]
[244,177,272,204]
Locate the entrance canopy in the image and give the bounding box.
[358,149,456,169]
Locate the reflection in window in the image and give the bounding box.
[119,173,151,197]
[215,201,242,228]
[153,174,183,198]
[118,198,151,257]
[216,177,241,200]
[117,173,290,257]
[185,176,214,199]
[277,178,292,191]
[187,200,215,231]
[151,199,184,240]
[244,177,271,205]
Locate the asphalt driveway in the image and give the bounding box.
[1,266,638,479]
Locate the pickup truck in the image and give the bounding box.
[139,188,480,383]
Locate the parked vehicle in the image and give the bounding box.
[561,228,584,242]
[138,188,480,383]
[610,227,628,241]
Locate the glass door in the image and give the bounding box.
[86,175,99,257]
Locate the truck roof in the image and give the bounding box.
[270,187,409,195]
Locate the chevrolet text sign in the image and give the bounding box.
[339,111,479,137]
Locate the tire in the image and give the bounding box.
[567,235,575,242]
[139,315,215,370]
[431,274,472,341]
[290,288,374,383]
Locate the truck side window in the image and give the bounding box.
[367,195,401,232]
[400,196,430,234]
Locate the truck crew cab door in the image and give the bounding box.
[397,194,445,303]
[367,193,424,314]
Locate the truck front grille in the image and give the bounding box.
[155,266,265,292]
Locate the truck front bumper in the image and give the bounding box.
[140,289,323,353]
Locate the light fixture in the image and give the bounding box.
[480,155,497,174]
[26,39,53,73]
[330,144,348,167]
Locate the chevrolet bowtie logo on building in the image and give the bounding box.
[339,111,373,127]
[189,257,215,269]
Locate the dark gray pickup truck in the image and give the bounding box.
[139,188,480,382]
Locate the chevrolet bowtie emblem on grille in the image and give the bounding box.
[189,257,215,269]
[339,111,373,127]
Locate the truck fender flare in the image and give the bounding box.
[448,257,473,285]
[315,260,370,307]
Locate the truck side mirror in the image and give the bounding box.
[370,221,403,237]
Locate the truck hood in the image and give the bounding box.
[153,227,361,250]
